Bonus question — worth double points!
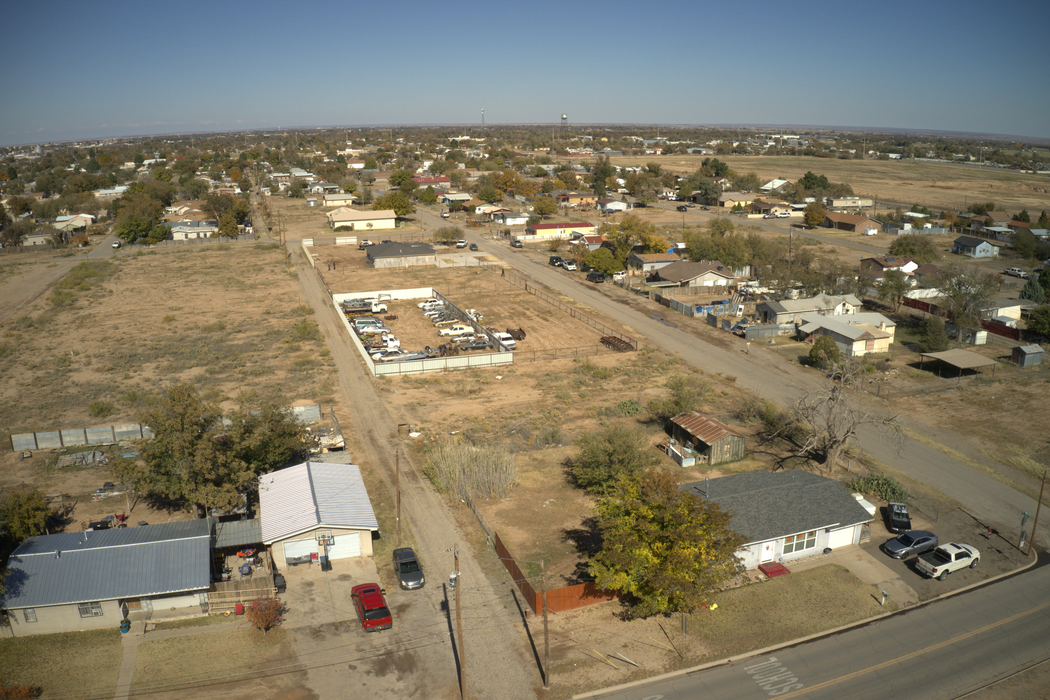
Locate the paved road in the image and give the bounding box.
[457,231,1045,549]
[582,557,1050,700]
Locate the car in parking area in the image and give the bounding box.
[1003,267,1029,278]
[676,205,689,212]
[392,547,425,590]
[886,502,912,534]
[112,240,121,249]
[469,243,478,251]
[701,205,710,210]
[883,530,939,559]
[562,260,578,271]
[586,271,606,283]
[456,240,467,249]
[549,255,563,266]
[438,324,475,337]
[351,583,392,632]
[510,239,524,248]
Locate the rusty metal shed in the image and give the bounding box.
[670,411,746,466]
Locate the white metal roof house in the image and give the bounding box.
[1,520,211,637]
[327,207,396,231]
[259,462,379,569]
[680,470,874,570]
[796,311,895,357]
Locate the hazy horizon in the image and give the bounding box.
[3,0,1048,147]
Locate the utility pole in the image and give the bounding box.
[541,560,550,689]
[1027,470,1046,557]
[396,451,401,547]
[680,612,686,659]
[455,546,465,700]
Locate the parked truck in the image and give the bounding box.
[915,543,979,580]
[342,295,390,317]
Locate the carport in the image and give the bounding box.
[919,349,998,380]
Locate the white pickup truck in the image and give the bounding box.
[915,543,980,580]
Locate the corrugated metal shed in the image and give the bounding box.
[1,520,210,609]
[258,462,379,544]
[212,518,263,549]
[671,411,743,445]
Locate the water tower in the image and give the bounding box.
[561,113,568,128]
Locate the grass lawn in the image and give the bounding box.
[0,628,123,697]
[692,564,896,661]
[132,627,294,692]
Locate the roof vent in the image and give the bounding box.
[717,265,724,271]
[55,550,61,559]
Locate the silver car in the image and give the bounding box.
[883,530,938,559]
[392,547,425,589]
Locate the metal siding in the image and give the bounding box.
[60,429,86,446]
[114,424,143,440]
[671,411,744,446]
[11,433,37,451]
[213,519,263,549]
[259,462,378,544]
[85,426,115,444]
[36,431,62,449]
[2,521,211,609]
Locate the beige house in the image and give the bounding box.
[797,312,895,357]
[2,521,211,637]
[260,462,379,568]
[323,193,358,207]
[718,192,758,208]
[327,207,396,231]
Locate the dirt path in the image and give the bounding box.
[289,238,538,699]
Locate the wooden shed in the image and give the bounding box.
[1012,344,1043,368]
[669,411,746,466]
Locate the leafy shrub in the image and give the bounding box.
[245,597,284,633]
[808,336,840,369]
[88,400,115,418]
[614,398,642,416]
[570,425,658,493]
[847,474,909,503]
[647,373,709,422]
[287,318,322,343]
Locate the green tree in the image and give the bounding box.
[218,212,239,239]
[1038,211,1049,228]
[889,235,939,264]
[418,185,437,205]
[917,315,950,352]
[532,196,558,218]
[1013,229,1037,261]
[583,247,621,275]
[388,169,415,191]
[184,179,209,200]
[589,468,745,618]
[1039,269,1050,296]
[877,269,911,311]
[798,171,831,190]
[570,425,658,494]
[1015,209,1030,223]
[936,264,999,339]
[0,487,51,542]
[433,226,462,245]
[803,201,827,227]
[373,190,415,216]
[6,196,33,216]
[1021,277,1046,303]
[476,185,502,203]
[1026,305,1050,337]
[808,335,841,369]
[137,383,304,517]
[647,374,709,423]
[287,181,304,198]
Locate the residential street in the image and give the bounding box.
[580,555,1050,700]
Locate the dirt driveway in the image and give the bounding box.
[280,557,460,700]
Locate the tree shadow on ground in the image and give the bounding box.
[562,517,601,585]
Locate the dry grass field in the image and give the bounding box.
[0,628,123,697]
[601,153,1050,212]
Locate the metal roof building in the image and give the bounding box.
[670,411,746,465]
[259,461,378,548]
[2,520,211,636]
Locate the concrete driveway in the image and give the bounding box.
[279,557,461,699]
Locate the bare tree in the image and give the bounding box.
[784,361,903,473]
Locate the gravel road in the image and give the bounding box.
[291,239,537,699]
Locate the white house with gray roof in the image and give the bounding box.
[2,520,211,637]
[259,462,379,569]
[680,470,874,570]
[796,311,896,357]
[756,294,862,325]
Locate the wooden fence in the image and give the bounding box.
[493,531,618,616]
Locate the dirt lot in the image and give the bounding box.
[599,154,1050,212]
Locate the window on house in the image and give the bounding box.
[77,602,104,618]
[24,609,37,623]
[783,530,817,554]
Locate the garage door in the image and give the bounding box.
[827,527,854,550]
[326,533,362,560]
[283,538,316,565]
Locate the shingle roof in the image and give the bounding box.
[1,520,210,609]
[258,462,379,544]
[680,470,873,544]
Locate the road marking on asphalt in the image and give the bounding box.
[773,599,1050,699]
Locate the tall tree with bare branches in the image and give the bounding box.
[785,362,903,473]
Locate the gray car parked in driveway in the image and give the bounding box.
[392,547,425,589]
[883,530,939,559]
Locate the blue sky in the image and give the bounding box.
[3,0,1048,146]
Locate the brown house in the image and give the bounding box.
[823,212,882,233]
